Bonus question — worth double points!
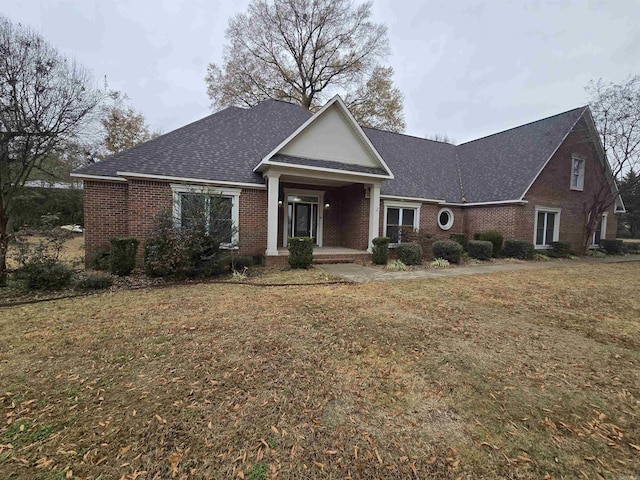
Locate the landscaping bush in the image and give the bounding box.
[473,230,504,257]
[91,249,111,271]
[386,259,407,271]
[622,241,640,254]
[372,237,390,265]
[432,240,463,264]
[502,239,535,260]
[599,239,624,255]
[430,258,450,268]
[110,237,139,276]
[449,233,467,250]
[13,261,73,291]
[396,242,423,265]
[467,240,493,260]
[288,237,313,269]
[74,274,113,290]
[548,241,571,258]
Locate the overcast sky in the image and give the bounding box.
[4,0,639,143]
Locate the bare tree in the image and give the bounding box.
[206,0,405,131]
[0,17,102,285]
[582,76,640,253]
[424,133,456,145]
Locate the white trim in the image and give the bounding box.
[265,174,280,256]
[383,200,421,245]
[264,160,392,179]
[590,212,608,247]
[368,183,381,252]
[520,107,588,200]
[170,184,241,247]
[570,154,586,191]
[117,171,266,189]
[70,173,127,182]
[282,188,325,248]
[437,207,455,231]
[380,194,444,204]
[445,199,529,207]
[253,95,394,179]
[533,206,561,249]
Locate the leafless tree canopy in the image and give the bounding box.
[206,0,405,131]
[0,16,102,283]
[580,76,640,252]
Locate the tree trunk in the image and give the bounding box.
[0,230,8,288]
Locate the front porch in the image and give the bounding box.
[265,246,371,266]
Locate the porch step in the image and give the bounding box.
[313,255,356,264]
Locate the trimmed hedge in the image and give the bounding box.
[599,239,624,255]
[467,240,493,260]
[502,239,535,260]
[548,241,571,258]
[473,230,504,257]
[13,261,74,291]
[91,249,111,271]
[229,255,254,271]
[288,237,313,269]
[432,240,463,264]
[623,241,640,253]
[372,237,390,265]
[110,237,139,276]
[396,242,423,265]
[449,233,467,250]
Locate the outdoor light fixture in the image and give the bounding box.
[324,198,331,209]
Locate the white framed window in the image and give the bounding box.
[570,155,585,191]
[534,207,561,249]
[383,201,421,245]
[591,213,608,247]
[171,184,240,247]
[437,208,454,230]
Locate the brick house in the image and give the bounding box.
[72,96,624,266]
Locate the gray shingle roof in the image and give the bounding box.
[76,100,312,185]
[75,100,589,204]
[456,106,587,202]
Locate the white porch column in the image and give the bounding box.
[265,173,281,256]
[367,183,381,253]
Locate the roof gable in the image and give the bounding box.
[456,107,587,203]
[255,95,393,178]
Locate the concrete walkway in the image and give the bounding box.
[316,255,640,283]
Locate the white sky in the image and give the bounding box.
[4,0,639,143]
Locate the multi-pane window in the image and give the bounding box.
[535,210,558,247]
[179,193,233,244]
[172,185,240,247]
[571,156,585,190]
[386,206,416,244]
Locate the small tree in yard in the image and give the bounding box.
[582,76,640,253]
[0,16,102,286]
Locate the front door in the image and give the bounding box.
[287,195,319,243]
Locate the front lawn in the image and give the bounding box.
[0,263,638,479]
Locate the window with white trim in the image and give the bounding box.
[591,213,607,246]
[171,185,240,247]
[570,155,585,191]
[437,208,454,230]
[534,207,561,248]
[384,201,420,244]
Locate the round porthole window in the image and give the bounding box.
[437,208,454,230]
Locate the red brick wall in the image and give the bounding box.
[339,184,370,250]
[127,181,173,263]
[239,188,268,256]
[463,205,523,240]
[83,181,128,265]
